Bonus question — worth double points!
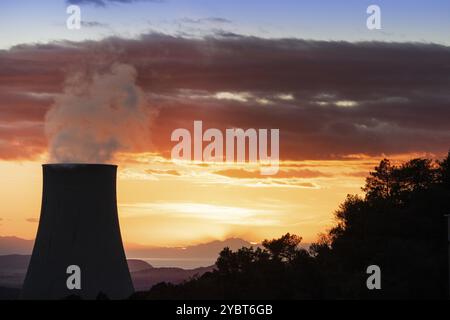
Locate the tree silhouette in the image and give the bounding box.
[133,151,450,300]
[262,233,302,263]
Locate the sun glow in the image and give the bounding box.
[0,151,421,246]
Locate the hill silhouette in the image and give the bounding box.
[132,265,215,291]
[0,237,255,268]
[127,259,154,273]
[133,151,450,300]
[0,255,214,295]
[0,237,33,255]
[126,238,255,259]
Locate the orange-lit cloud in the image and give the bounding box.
[213,168,332,179]
[1,34,450,162]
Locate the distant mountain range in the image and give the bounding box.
[0,237,252,297]
[0,237,33,255]
[0,236,255,297]
[0,236,255,259]
[0,236,311,298]
[0,254,216,293]
[126,238,254,259]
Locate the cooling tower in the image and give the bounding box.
[21,164,134,300]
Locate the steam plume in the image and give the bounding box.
[46,63,151,163]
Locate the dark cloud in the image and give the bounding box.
[180,17,232,25]
[0,92,51,122]
[1,33,449,160]
[81,21,109,28]
[0,129,45,160]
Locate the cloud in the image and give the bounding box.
[0,92,52,122]
[213,168,331,179]
[67,0,164,7]
[26,218,39,223]
[81,21,109,28]
[145,168,180,176]
[1,34,450,161]
[120,202,279,226]
[0,122,46,160]
[180,17,232,25]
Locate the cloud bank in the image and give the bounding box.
[1,34,449,161]
[67,0,163,7]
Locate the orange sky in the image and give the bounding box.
[0,152,378,246]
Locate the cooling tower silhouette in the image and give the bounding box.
[21,164,134,300]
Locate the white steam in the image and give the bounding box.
[46,63,151,163]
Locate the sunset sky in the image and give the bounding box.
[1,0,450,247]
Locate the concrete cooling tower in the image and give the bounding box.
[21,164,134,300]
